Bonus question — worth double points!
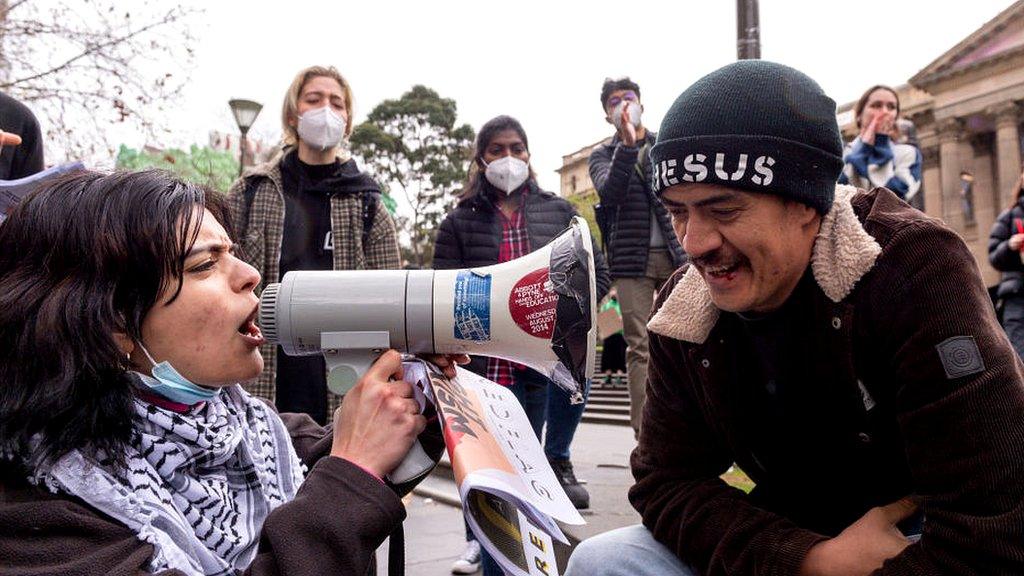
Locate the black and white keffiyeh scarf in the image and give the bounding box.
[28,384,305,576]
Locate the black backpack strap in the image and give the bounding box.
[634,141,651,181]
[388,524,405,576]
[241,176,259,226]
[593,202,616,253]
[361,191,380,251]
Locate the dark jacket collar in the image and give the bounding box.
[458,179,553,210]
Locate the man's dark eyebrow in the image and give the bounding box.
[695,193,741,208]
[661,192,740,209]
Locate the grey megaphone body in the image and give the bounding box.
[257,216,598,485]
[258,215,597,400]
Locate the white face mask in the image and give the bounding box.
[483,156,530,193]
[611,100,642,131]
[297,106,347,151]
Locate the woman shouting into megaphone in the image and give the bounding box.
[434,115,610,576]
[0,169,463,575]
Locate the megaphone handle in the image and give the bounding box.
[321,331,391,395]
[387,439,432,485]
[325,351,382,395]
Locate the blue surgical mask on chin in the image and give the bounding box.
[134,344,219,406]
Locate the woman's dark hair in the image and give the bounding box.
[461,115,536,201]
[854,84,900,129]
[0,169,230,470]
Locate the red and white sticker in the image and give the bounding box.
[508,268,558,339]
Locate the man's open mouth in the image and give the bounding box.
[703,263,740,280]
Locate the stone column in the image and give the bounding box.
[991,101,1021,209]
[921,146,941,218]
[968,134,995,239]
[966,134,999,284]
[938,118,965,231]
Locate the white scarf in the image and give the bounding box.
[28,385,305,576]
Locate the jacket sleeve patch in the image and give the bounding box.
[935,336,985,379]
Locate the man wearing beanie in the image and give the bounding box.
[566,61,1024,576]
[589,77,687,435]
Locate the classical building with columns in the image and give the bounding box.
[837,0,1024,285]
[559,1,1024,285]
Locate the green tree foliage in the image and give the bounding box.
[115,144,239,193]
[566,190,603,248]
[349,85,474,267]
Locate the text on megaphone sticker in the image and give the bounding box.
[454,270,492,341]
[509,268,557,339]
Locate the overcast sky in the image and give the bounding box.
[155,0,1016,195]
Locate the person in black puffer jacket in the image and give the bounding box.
[588,77,686,436]
[434,115,609,576]
[988,174,1024,359]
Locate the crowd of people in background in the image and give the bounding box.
[1,56,1024,576]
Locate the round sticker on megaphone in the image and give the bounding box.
[508,268,558,339]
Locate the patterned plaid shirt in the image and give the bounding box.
[226,150,401,415]
[487,191,530,385]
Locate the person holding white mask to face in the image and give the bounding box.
[434,115,610,576]
[838,84,923,204]
[227,65,401,425]
[589,77,686,438]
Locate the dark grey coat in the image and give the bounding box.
[588,132,685,279]
[988,197,1024,298]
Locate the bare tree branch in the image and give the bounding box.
[0,1,197,160]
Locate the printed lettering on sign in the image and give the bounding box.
[508,268,558,339]
[517,510,559,576]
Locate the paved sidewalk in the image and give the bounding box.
[377,495,469,576]
[382,422,640,575]
[559,421,640,541]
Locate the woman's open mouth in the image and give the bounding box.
[238,307,265,347]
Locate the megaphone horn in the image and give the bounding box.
[258,216,597,402]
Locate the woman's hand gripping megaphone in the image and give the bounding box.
[329,351,468,480]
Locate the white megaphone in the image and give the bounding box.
[258,216,597,404]
[258,216,597,488]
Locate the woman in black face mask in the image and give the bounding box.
[226,65,401,426]
[434,115,610,576]
[989,171,1024,359]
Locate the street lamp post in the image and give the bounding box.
[228,99,263,177]
[737,0,761,60]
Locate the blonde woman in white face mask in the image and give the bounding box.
[434,115,611,576]
[227,66,401,424]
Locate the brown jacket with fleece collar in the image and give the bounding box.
[630,185,1024,575]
